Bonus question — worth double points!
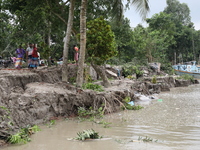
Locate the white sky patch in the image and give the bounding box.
[124,0,200,30]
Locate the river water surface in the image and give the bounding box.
[2,84,200,150]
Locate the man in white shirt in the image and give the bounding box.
[26,43,33,68]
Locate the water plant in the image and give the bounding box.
[8,125,41,144]
[132,105,144,110]
[95,120,112,128]
[46,120,56,128]
[138,136,158,142]
[75,129,102,141]
[122,97,144,110]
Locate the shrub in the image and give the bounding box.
[82,83,104,92]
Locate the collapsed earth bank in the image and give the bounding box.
[0,65,198,144]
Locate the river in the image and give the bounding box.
[2,84,200,150]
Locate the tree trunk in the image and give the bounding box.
[62,0,75,82]
[76,0,87,87]
[91,63,111,88]
[47,20,51,66]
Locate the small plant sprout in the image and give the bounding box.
[47,120,56,128]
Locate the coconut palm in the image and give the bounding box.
[74,0,150,87]
[62,0,75,82]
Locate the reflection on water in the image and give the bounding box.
[2,84,200,150]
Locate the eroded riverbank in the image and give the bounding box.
[2,84,200,150]
[0,66,198,146]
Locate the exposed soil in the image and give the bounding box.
[0,65,198,146]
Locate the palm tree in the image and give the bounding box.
[76,0,87,87]
[62,0,75,82]
[129,0,150,20]
[111,0,149,22]
[75,0,150,87]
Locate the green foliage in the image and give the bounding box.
[86,17,117,65]
[29,125,41,133]
[132,105,144,110]
[9,132,28,144]
[123,96,131,103]
[0,106,13,126]
[160,61,174,75]
[122,97,144,110]
[46,120,56,128]
[82,83,104,92]
[8,125,40,144]
[122,96,133,110]
[127,75,135,80]
[164,0,191,26]
[132,24,174,63]
[151,75,157,84]
[176,74,195,82]
[110,18,135,62]
[147,12,176,37]
[122,64,143,78]
[163,0,195,63]
[84,68,93,83]
[69,77,76,83]
[78,107,104,120]
[75,129,102,141]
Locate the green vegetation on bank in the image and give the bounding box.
[8,125,41,144]
[77,106,104,121]
[176,74,195,82]
[82,83,104,92]
[123,96,144,110]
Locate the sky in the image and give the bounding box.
[124,0,200,30]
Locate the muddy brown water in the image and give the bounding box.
[2,84,200,150]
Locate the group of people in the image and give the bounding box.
[14,44,79,69]
[15,43,39,69]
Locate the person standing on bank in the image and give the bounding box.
[26,43,33,68]
[29,44,39,69]
[15,45,26,69]
[73,45,79,65]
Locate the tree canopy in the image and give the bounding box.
[1,0,200,82]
